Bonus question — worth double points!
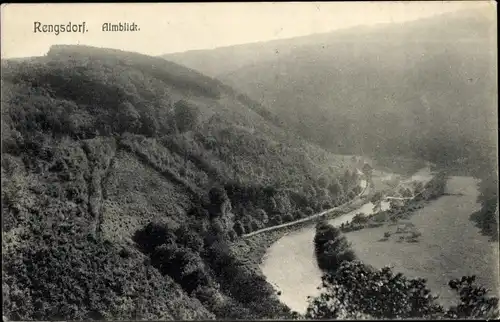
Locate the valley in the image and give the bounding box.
[2,3,498,320]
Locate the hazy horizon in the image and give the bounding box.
[1,2,494,59]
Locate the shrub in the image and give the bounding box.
[352,213,368,225]
[306,261,445,319]
[283,213,294,223]
[255,208,268,223]
[175,225,204,253]
[133,221,178,254]
[314,221,356,271]
[446,275,499,319]
[307,264,499,320]
[410,231,422,239]
[233,221,246,236]
[270,215,283,225]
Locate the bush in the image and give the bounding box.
[175,225,204,253]
[322,202,333,210]
[233,221,246,236]
[314,221,357,271]
[306,261,444,319]
[293,210,306,219]
[133,221,178,254]
[255,208,268,223]
[209,186,228,207]
[446,275,499,319]
[304,207,314,216]
[283,213,294,222]
[306,263,499,320]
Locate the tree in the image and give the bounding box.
[283,213,294,223]
[174,100,200,133]
[389,199,404,211]
[371,191,384,213]
[117,101,141,133]
[175,225,204,253]
[209,186,228,207]
[352,213,368,225]
[139,111,160,137]
[306,262,499,320]
[317,176,329,189]
[233,221,246,236]
[293,210,306,219]
[304,207,314,216]
[133,221,177,254]
[188,205,210,219]
[208,186,230,218]
[414,181,424,192]
[306,261,444,319]
[314,221,356,271]
[370,191,384,204]
[270,215,283,225]
[328,179,344,198]
[341,170,354,191]
[255,208,268,224]
[446,275,499,319]
[400,188,413,198]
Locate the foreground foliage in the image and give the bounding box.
[309,204,499,320]
[306,261,499,320]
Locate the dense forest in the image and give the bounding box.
[2,7,497,319]
[164,8,498,241]
[165,8,496,173]
[1,45,365,320]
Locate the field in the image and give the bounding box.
[345,176,500,308]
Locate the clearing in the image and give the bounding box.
[345,175,500,308]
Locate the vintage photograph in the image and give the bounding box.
[1,1,498,320]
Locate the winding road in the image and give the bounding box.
[243,178,370,238]
[244,167,431,239]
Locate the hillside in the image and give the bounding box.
[1,45,362,320]
[163,8,497,173]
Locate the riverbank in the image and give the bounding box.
[345,175,500,308]
[230,172,371,270]
[230,182,373,270]
[258,167,435,313]
[229,167,419,277]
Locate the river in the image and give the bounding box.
[260,167,434,314]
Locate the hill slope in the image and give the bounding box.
[1,45,362,320]
[163,8,497,172]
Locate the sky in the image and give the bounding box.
[1,1,495,59]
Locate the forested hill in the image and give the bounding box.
[163,8,497,173]
[1,45,360,320]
